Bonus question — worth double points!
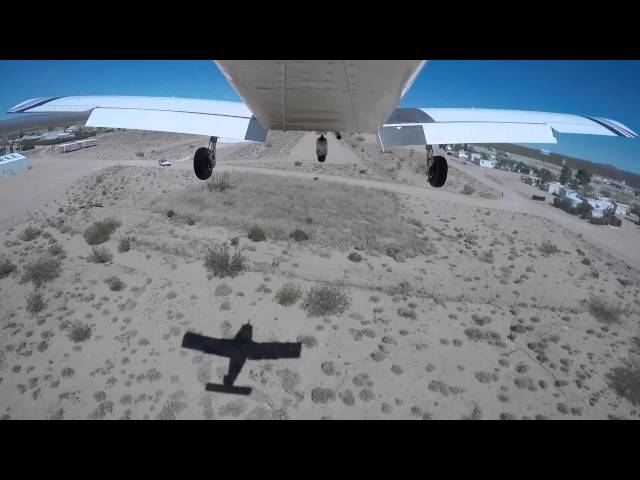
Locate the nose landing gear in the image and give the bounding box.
[316,134,328,162]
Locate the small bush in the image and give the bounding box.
[83,218,121,245]
[248,226,266,242]
[302,284,351,317]
[67,321,92,343]
[230,236,240,248]
[607,357,640,406]
[581,257,592,266]
[19,225,42,241]
[587,296,625,324]
[305,217,313,225]
[479,251,495,263]
[87,246,113,264]
[20,256,62,287]
[461,184,475,195]
[208,172,232,192]
[274,283,302,306]
[204,246,243,278]
[289,229,310,242]
[0,257,17,279]
[135,151,144,157]
[294,161,302,167]
[348,252,362,263]
[166,210,175,218]
[118,238,131,253]
[105,276,125,292]
[47,243,66,258]
[26,291,45,314]
[539,240,560,256]
[215,283,233,296]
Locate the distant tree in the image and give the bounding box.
[577,199,593,219]
[560,164,572,185]
[600,188,613,198]
[538,168,553,184]
[575,169,592,188]
[568,177,580,191]
[583,184,595,197]
[631,204,640,224]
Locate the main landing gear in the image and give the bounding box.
[316,134,328,162]
[426,144,448,188]
[194,136,217,180]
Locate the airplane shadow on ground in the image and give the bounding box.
[181,323,302,395]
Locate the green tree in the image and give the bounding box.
[631,204,640,224]
[538,168,553,184]
[575,169,592,188]
[560,164,572,185]
[577,199,593,219]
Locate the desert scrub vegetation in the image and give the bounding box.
[248,225,266,242]
[539,240,560,256]
[67,321,92,343]
[0,257,17,279]
[289,229,310,242]
[207,172,233,192]
[204,246,243,278]
[105,276,125,292]
[348,252,362,263]
[302,284,351,317]
[607,357,640,406]
[19,225,42,241]
[461,184,475,195]
[118,237,131,253]
[87,246,113,264]
[586,296,625,324]
[274,283,302,306]
[153,172,437,257]
[20,256,62,287]
[83,218,121,245]
[26,291,46,314]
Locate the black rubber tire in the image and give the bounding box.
[317,154,327,163]
[428,155,448,188]
[194,147,213,180]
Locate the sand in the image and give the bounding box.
[1,130,639,420]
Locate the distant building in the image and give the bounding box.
[478,158,496,168]
[544,181,564,195]
[0,153,28,177]
[457,150,468,159]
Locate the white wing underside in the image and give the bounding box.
[3,61,636,147]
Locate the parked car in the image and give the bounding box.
[159,159,171,167]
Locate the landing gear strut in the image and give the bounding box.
[426,144,448,188]
[194,136,217,180]
[316,134,328,162]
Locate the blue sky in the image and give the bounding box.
[1,60,639,173]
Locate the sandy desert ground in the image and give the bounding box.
[1,130,639,420]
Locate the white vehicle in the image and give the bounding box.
[158,159,171,167]
[2,61,637,190]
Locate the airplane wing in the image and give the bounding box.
[247,341,302,361]
[3,95,268,141]
[379,107,638,147]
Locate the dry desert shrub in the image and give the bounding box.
[347,252,362,263]
[607,357,640,406]
[204,246,243,278]
[539,240,560,256]
[87,246,113,264]
[302,284,350,317]
[83,218,121,245]
[67,321,92,343]
[587,296,625,324]
[26,291,46,314]
[19,225,42,241]
[105,276,125,292]
[118,238,131,253]
[207,172,233,192]
[248,226,266,242]
[20,256,62,287]
[461,184,475,195]
[274,283,302,306]
[0,257,17,279]
[289,229,310,242]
